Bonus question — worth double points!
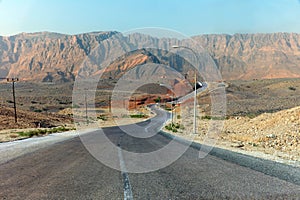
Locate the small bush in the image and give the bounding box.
[17,130,38,137]
[154,96,161,103]
[130,114,147,118]
[201,116,212,120]
[245,113,257,119]
[59,101,70,105]
[17,127,74,138]
[72,104,80,108]
[288,86,296,91]
[174,123,180,129]
[165,124,173,131]
[248,142,259,147]
[52,127,66,132]
[37,129,47,135]
[97,115,107,121]
[165,123,184,132]
[17,132,27,137]
[201,116,228,120]
[42,107,49,112]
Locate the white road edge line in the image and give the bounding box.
[118,145,134,200]
[0,129,98,165]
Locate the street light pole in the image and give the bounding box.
[85,90,88,124]
[193,73,197,134]
[172,45,199,134]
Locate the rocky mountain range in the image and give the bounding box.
[194,33,300,80]
[0,31,300,82]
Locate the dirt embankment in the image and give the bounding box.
[0,104,154,142]
[221,106,300,161]
[0,105,73,130]
[165,106,300,163]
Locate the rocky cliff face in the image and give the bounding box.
[194,33,300,80]
[0,32,300,82]
[0,31,118,82]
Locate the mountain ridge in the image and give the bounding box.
[0,31,300,82]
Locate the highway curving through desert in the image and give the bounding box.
[0,106,300,199]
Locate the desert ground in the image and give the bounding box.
[0,80,161,141]
[163,78,300,164]
[0,78,299,164]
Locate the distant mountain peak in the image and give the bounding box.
[1,32,300,82]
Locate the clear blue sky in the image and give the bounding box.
[0,0,300,36]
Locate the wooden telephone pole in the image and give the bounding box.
[1,77,19,123]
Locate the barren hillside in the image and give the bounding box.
[0,105,72,130]
[221,106,300,161]
[194,33,300,80]
[1,32,300,82]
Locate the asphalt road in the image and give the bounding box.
[1,108,300,199]
[170,82,208,104]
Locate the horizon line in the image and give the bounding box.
[1,30,300,38]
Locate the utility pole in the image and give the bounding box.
[12,80,17,123]
[193,73,197,134]
[109,95,111,113]
[1,77,19,123]
[172,92,174,125]
[85,90,88,124]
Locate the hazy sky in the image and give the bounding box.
[0,0,300,36]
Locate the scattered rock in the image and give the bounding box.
[266,134,276,138]
[231,143,244,148]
